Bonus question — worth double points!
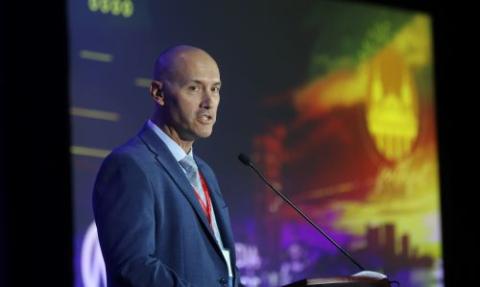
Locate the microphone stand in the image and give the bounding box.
[238,153,366,271]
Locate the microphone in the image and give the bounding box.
[237,153,366,272]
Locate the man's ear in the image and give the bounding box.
[150,80,165,106]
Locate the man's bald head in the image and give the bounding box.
[153,45,218,82]
[149,45,221,149]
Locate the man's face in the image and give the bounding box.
[158,51,221,141]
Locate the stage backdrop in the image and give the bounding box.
[69,1,442,286]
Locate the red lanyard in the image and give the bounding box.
[192,174,212,226]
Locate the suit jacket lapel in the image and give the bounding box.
[137,124,219,249]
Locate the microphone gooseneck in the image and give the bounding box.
[238,153,365,272]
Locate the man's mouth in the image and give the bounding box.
[197,113,213,124]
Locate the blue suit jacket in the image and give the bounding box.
[93,123,240,287]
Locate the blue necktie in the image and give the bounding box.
[179,155,206,204]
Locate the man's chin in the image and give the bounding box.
[178,126,213,141]
[197,130,213,138]
[194,127,214,139]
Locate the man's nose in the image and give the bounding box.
[200,90,214,109]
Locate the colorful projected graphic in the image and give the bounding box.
[70,1,441,286]
[243,12,441,286]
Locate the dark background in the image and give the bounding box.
[0,0,476,286]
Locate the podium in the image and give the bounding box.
[282,277,391,287]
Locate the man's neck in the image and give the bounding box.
[150,118,193,153]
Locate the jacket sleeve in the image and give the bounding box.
[92,152,191,287]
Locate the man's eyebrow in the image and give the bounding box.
[191,80,222,86]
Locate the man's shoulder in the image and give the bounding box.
[116,135,145,153]
[102,135,150,166]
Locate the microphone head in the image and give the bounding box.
[238,153,251,166]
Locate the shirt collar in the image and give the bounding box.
[147,119,193,161]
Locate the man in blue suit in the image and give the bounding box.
[93,45,242,287]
